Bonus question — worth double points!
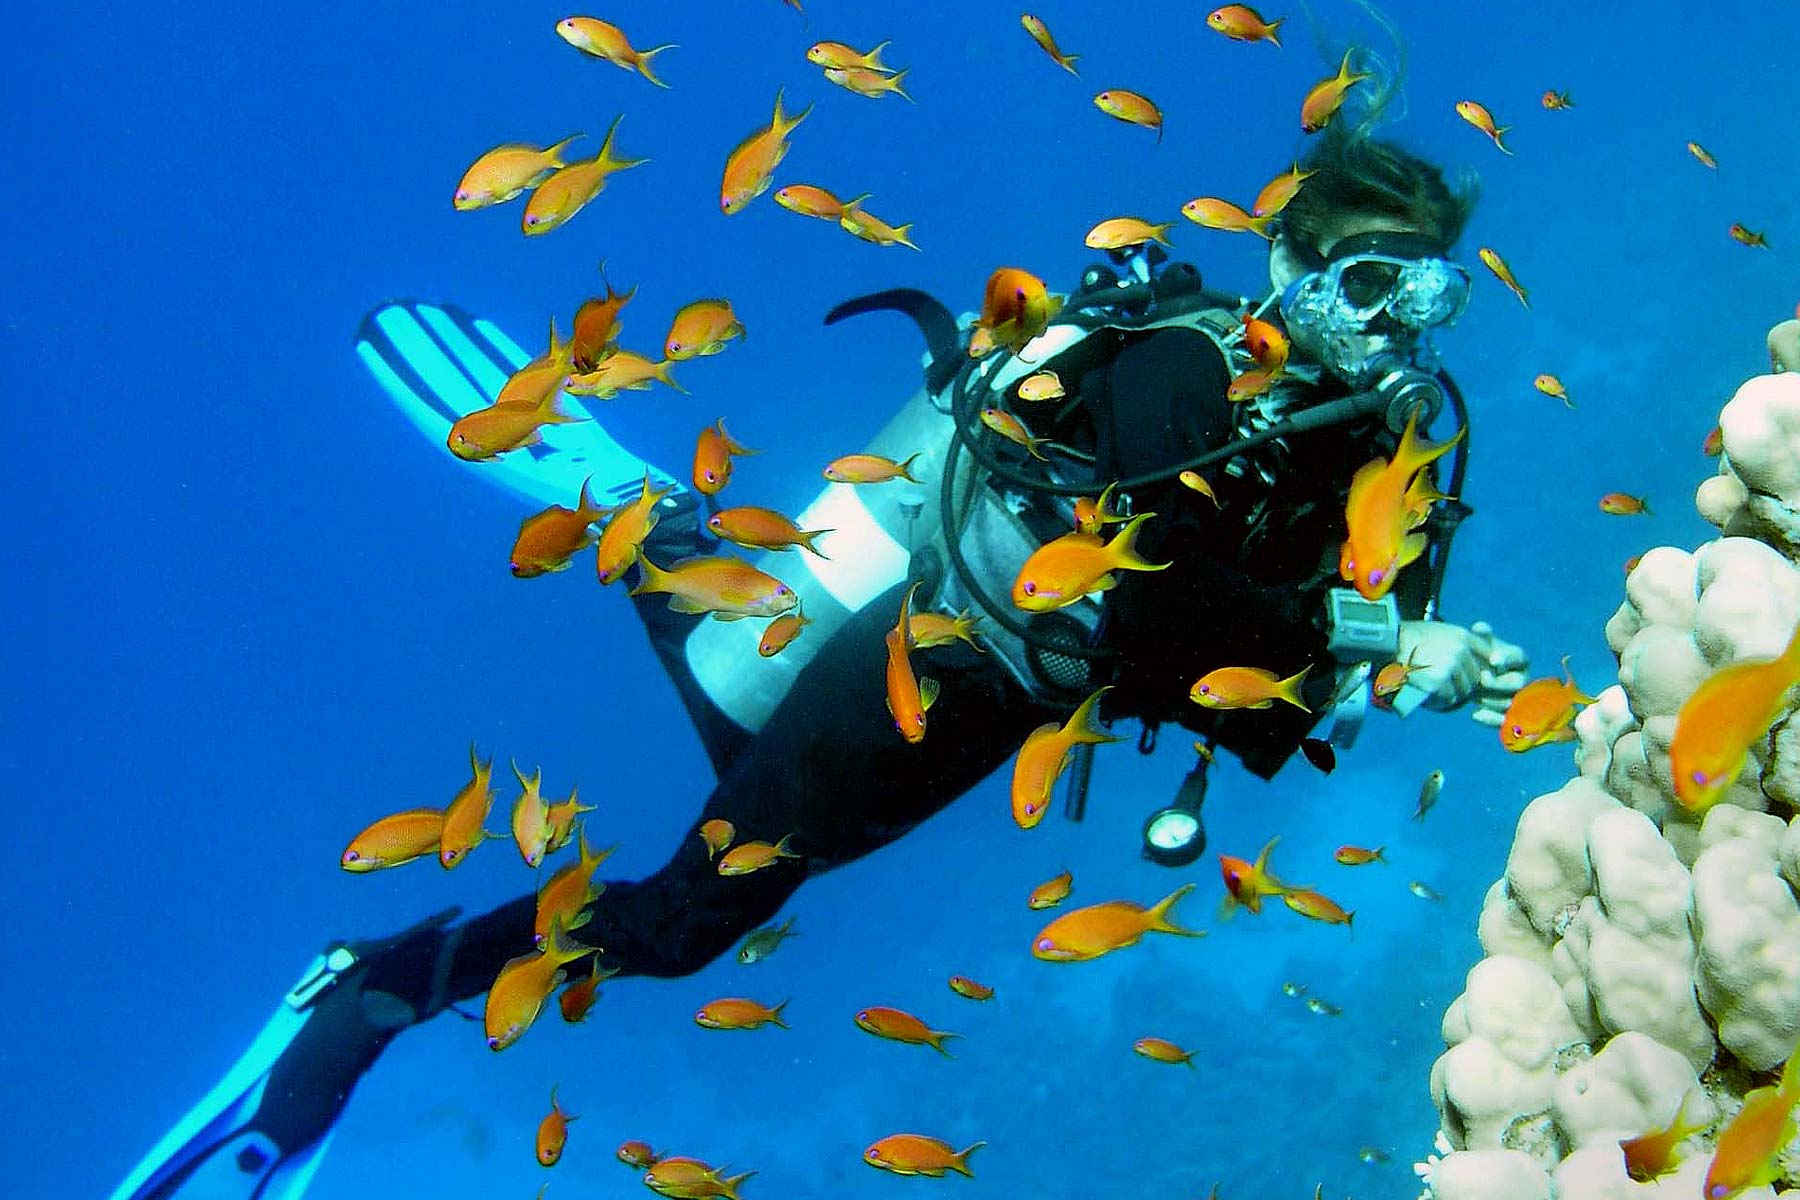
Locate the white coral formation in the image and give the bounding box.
[1419,357,1800,1199]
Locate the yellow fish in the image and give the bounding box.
[1031,884,1202,961]
[522,115,648,235]
[1672,622,1800,812]
[1011,688,1122,828]
[534,827,616,946]
[1300,49,1368,133]
[1012,513,1169,612]
[438,743,496,868]
[595,472,673,585]
[453,135,582,210]
[628,554,798,621]
[555,17,676,87]
[485,919,594,1051]
[722,89,811,215]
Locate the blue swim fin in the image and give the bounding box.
[354,299,684,512]
[108,909,462,1200]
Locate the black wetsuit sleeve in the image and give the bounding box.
[437,582,1057,998]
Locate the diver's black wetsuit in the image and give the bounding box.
[382,319,1447,1005]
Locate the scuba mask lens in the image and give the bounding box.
[1337,258,1403,312]
[1386,257,1471,329]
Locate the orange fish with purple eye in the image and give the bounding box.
[825,452,922,484]
[1020,14,1080,74]
[697,817,734,859]
[1281,887,1354,930]
[569,268,636,371]
[558,959,614,1023]
[854,1005,959,1055]
[1219,837,1297,916]
[774,183,864,220]
[510,762,555,869]
[722,89,811,215]
[1499,657,1595,752]
[717,834,800,876]
[438,743,497,869]
[449,390,584,461]
[1028,868,1074,910]
[341,808,444,872]
[1729,224,1771,249]
[1012,689,1122,829]
[885,582,937,743]
[1334,844,1386,866]
[1206,4,1282,46]
[1533,374,1573,408]
[1599,492,1651,515]
[980,407,1052,460]
[1072,483,1127,535]
[864,1135,986,1179]
[1030,885,1202,961]
[1240,312,1290,370]
[485,919,594,1052]
[758,608,812,657]
[664,298,744,361]
[511,481,610,578]
[522,116,648,236]
[1703,1044,1800,1196]
[1181,197,1275,238]
[694,996,789,1030]
[1454,100,1512,154]
[1703,425,1724,457]
[595,472,673,585]
[1252,163,1314,217]
[1541,90,1574,110]
[536,1086,577,1166]
[692,419,758,496]
[556,17,676,87]
[534,827,616,947]
[453,135,584,210]
[1300,49,1369,133]
[1013,513,1169,611]
[1093,89,1163,140]
[1190,664,1311,711]
[1133,1036,1197,1067]
[1478,247,1530,308]
[617,1140,660,1169]
[947,975,994,1001]
[1672,623,1800,813]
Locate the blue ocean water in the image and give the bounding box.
[5,1,1797,1197]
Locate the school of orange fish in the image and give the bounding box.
[341,5,1799,1196]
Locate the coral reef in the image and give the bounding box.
[1417,335,1800,1200]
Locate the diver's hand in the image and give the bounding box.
[1395,619,1529,724]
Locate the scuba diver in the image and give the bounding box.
[111,125,1530,1199]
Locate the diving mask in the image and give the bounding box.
[1280,230,1470,384]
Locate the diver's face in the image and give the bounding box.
[1272,214,1432,385]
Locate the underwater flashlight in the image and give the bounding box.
[1141,762,1209,867]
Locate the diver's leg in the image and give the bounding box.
[435,582,1061,986]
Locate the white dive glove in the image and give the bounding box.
[1392,619,1530,727]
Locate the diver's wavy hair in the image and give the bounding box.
[1279,125,1479,256]
[1282,0,1479,256]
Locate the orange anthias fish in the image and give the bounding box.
[618,1140,660,1169]
[1085,217,1175,250]
[1282,887,1354,930]
[1703,1045,1800,1197]
[486,919,595,1051]
[855,1006,959,1055]
[1028,869,1074,910]
[1240,312,1290,370]
[629,554,798,621]
[775,183,865,220]
[523,115,648,235]
[564,349,684,399]
[665,299,745,360]
[1012,688,1123,828]
[543,787,595,856]
[1620,1091,1709,1183]
[1541,90,1574,110]
[1672,622,1800,812]
[825,65,913,102]
[1688,141,1719,170]
[722,89,811,215]
[1301,50,1369,133]
[644,1158,756,1200]
[1253,164,1315,217]
[1032,884,1201,960]
[1073,482,1126,534]
[1600,492,1652,516]
[511,480,609,577]
[864,1135,985,1178]
[698,818,735,859]
[1208,4,1282,44]
[595,472,673,585]
[1220,837,1296,916]
[948,975,994,1001]
[1021,14,1079,74]
[759,608,811,657]
[341,808,444,872]
[558,960,615,1023]
[569,269,637,371]
[886,582,938,743]
[449,389,583,462]
[1454,100,1512,154]
[694,997,789,1029]
[1190,665,1311,711]
[1334,844,1386,866]
[1479,247,1530,308]
[1012,513,1170,612]
[535,827,616,945]
[438,743,496,868]
[980,407,1051,460]
[1180,470,1222,505]
[1181,197,1276,239]
[1500,657,1596,752]
[838,199,920,250]
[1730,224,1771,249]
[555,17,676,87]
[1094,89,1163,140]
[1703,426,1725,457]
[1372,650,1426,702]
[511,762,555,868]
[1134,1037,1198,1067]
[908,608,984,651]
[970,267,1064,359]
[1534,373,1573,408]
[536,1086,577,1166]
[718,834,800,876]
[825,452,922,484]
[693,418,759,495]
[710,506,829,557]
[806,39,893,72]
[453,135,583,210]
[496,319,575,409]
[1339,405,1463,601]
